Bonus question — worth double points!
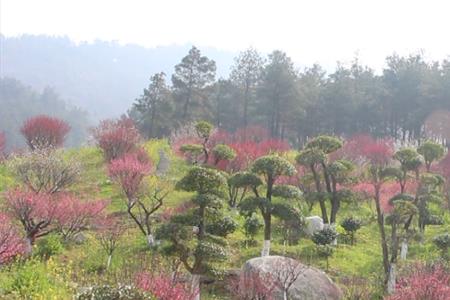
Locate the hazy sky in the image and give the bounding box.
[1,0,449,70]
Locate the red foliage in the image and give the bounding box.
[338,134,394,166]
[226,139,290,172]
[92,117,141,161]
[20,115,70,151]
[54,194,108,241]
[0,213,26,264]
[4,189,58,244]
[437,152,450,180]
[108,152,152,200]
[386,263,450,300]
[352,181,417,213]
[136,272,197,300]
[228,271,276,300]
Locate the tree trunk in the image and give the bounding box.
[400,239,408,260]
[147,234,155,247]
[374,185,390,288]
[191,274,200,300]
[106,254,112,269]
[262,213,271,256]
[387,263,396,294]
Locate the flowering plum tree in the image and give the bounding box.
[92,117,141,161]
[20,115,70,151]
[136,272,197,300]
[108,151,167,246]
[0,213,26,264]
[54,194,108,242]
[95,214,126,269]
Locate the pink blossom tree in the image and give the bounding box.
[92,117,141,161]
[0,213,26,264]
[54,194,108,242]
[94,214,126,269]
[136,272,197,300]
[108,151,167,246]
[4,189,58,247]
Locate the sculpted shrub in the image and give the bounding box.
[92,117,141,161]
[20,115,70,151]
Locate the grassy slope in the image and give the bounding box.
[0,140,449,299]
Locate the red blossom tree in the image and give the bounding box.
[4,189,58,246]
[386,263,450,300]
[0,213,26,264]
[136,272,197,300]
[54,194,108,241]
[92,117,141,161]
[108,151,167,246]
[20,115,70,151]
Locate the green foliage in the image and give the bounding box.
[312,227,338,246]
[176,166,226,196]
[251,155,296,179]
[243,215,263,241]
[35,234,64,260]
[195,121,214,140]
[0,258,72,299]
[76,284,154,300]
[417,141,445,169]
[296,148,326,166]
[433,233,450,260]
[394,148,423,171]
[206,216,238,237]
[272,184,303,199]
[212,144,236,162]
[341,217,362,234]
[306,135,343,154]
[228,172,262,188]
[179,144,203,155]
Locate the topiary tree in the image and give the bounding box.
[157,166,234,300]
[243,215,263,247]
[393,148,423,192]
[340,217,362,245]
[418,140,446,172]
[227,171,262,208]
[433,233,450,260]
[296,135,346,225]
[20,115,70,151]
[211,144,236,166]
[312,227,338,270]
[239,155,298,256]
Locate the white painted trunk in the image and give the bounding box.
[106,254,112,269]
[387,263,396,294]
[331,223,338,246]
[400,240,408,260]
[283,289,288,300]
[147,234,155,247]
[261,240,271,257]
[191,274,200,300]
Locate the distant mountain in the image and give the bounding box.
[0,35,237,119]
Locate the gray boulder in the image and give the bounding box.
[305,216,324,236]
[242,256,343,300]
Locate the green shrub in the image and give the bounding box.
[35,234,64,260]
[76,285,154,300]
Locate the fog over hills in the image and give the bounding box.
[0,35,237,119]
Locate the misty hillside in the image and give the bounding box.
[0,35,236,119]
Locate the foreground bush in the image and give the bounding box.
[136,272,196,300]
[77,284,154,300]
[386,263,450,300]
